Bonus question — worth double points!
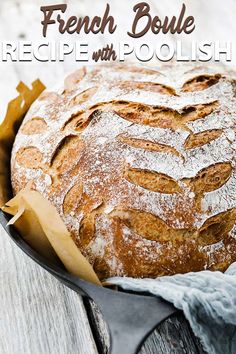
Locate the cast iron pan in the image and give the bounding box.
[0,211,178,354]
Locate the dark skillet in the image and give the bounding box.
[0,210,178,354]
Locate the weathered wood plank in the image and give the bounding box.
[0,226,98,354]
[141,314,206,354]
[85,299,206,354]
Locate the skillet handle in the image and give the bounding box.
[83,284,178,354]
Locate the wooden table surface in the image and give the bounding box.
[1,1,236,353]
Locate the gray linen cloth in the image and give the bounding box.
[108,263,236,354]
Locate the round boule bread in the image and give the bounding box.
[11,63,236,279]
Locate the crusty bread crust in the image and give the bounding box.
[11,63,236,279]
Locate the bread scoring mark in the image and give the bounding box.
[184,129,223,150]
[50,135,83,174]
[231,80,236,98]
[38,91,60,102]
[116,81,176,96]
[64,67,86,92]
[110,208,195,242]
[199,208,236,245]
[118,134,181,157]
[15,146,43,169]
[63,182,83,214]
[79,202,105,248]
[63,111,93,131]
[79,213,95,247]
[114,102,178,129]
[21,117,48,135]
[68,100,219,133]
[89,64,162,79]
[183,162,233,195]
[69,86,98,106]
[115,100,218,130]
[182,74,222,92]
[180,101,219,123]
[114,65,162,76]
[125,166,182,194]
[110,207,236,246]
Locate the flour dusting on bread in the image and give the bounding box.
[11,63,236,279]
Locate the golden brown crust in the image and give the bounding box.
[11,63,236,279]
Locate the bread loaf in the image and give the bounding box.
[11,63,236,279]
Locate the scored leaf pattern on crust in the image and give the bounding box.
[125,166,182,194]
[12,64,236,276]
